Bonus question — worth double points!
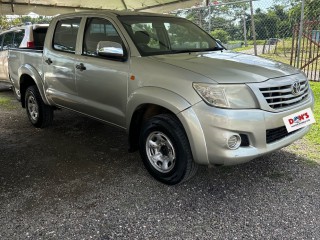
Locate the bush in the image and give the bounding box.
[211,29,230,43]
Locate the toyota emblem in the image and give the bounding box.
[291,81,301,96]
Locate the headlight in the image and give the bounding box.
[193,83,259,109]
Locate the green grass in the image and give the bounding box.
[227,40,243,44]
[288,82,320,164]
[0,96,17,110]
[233,45,253,51]
[0,97,11,105]
[306,82,320,145]
[246,40,265,45]
[287,141,320,164]
[260,54,291,65]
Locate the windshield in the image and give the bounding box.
[118,16,223,56]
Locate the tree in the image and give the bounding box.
[0,16,10,31]
[252,8,279,39]
[271,5,291,38]
[19,15,52,24]
[211,29,230,43]
[0,15,52,32]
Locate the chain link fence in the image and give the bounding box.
[0,1,319,80]
[172,0,320,81]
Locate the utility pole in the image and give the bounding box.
[243,7,248,47]
[249,0,257,56]
[296,0,305,68]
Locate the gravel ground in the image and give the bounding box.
[0,84,319,239]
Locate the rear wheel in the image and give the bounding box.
[25,85,53,128]
[139,114,198,185]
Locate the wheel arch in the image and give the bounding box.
[127,87,209,165]
[18,64,49,108]
[127,87,191,152]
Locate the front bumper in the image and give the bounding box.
[177,96,314,166]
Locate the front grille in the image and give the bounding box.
[266,126,300,144]
[259,80,309,110]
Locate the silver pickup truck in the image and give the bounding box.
[9,11,314,184]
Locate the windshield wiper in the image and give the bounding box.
[207,46,225,51]
[169,49,199,54]
[169,47,225,54]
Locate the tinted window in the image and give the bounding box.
[33,27,48,48]
[83,18,122,56]
[2,32,14,50]
[53,18,81,53]
[13,30,25,48]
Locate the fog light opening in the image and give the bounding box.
[227,135,241,150]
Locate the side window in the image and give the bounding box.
[2,32,14,50]
[53,18,81,53]
[131,23,160,51]
[13,30,25,48]
[83,18,122,56]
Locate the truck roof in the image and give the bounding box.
[54,10,176,19]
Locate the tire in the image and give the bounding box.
[139,114,198,185]
[25,85,53,128]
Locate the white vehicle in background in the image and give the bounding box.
[0,24,48,89]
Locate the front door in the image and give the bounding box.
[74,17,129,128]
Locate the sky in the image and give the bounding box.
[253,0,276,11]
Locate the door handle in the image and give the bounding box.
[45,58,53,65]
[76,63,86,71]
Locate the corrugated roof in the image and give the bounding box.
[0,0,198,15]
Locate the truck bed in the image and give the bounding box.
[8,48,43,92]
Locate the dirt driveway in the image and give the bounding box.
[0,83,319,239]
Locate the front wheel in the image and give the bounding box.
[139,114,198,185]
[25,85,53,128]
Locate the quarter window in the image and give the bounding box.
[83,18,122,56]
[53,18,81,53]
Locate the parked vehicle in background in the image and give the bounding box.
[267,38,280,45]
[8,11,315,185]
[0,24,48,94]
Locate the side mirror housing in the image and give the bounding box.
[97,41,126,60]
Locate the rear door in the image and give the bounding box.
[74,17,129,127]
[43,18,81,108]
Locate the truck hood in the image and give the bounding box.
[151,51,300,83]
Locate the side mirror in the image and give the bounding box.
[97,41,125,59]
